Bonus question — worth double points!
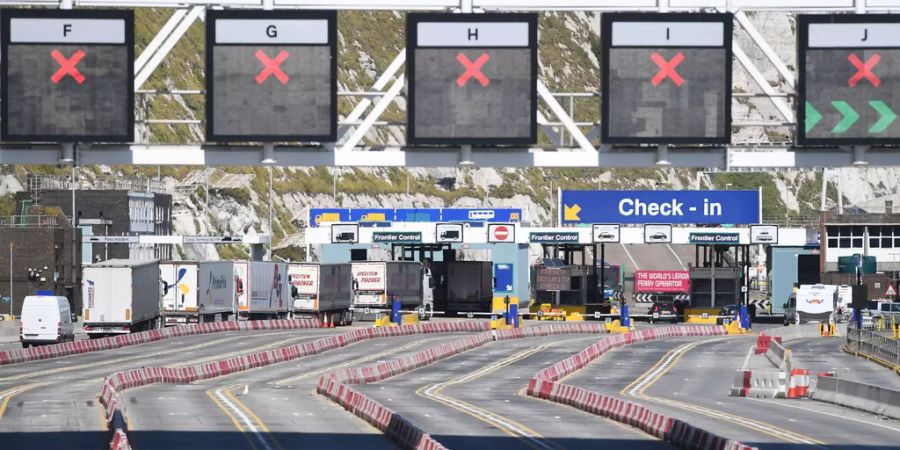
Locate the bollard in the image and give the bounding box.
[390,299,401,325]
[739,305,750,331]
[509,303,519,329]
[620,303,630,328]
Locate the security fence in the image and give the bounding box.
[846,320,900,370]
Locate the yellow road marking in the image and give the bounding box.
[416,337,593,450]
[0,383,50,420]
[206,385,259,450]
[276,338,432,385]
[623,339,827,446]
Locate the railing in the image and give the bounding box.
[25,174,166,194]
[0,215,64,228]
[760,214,820,227]
[845,320,900,370]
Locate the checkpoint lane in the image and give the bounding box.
[0,328,343,450]
[354,335,670,450]
[785,336,900,390]
[565,335,900,448]
[125,332,475,450]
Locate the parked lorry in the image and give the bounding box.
[436,261,493,314]
[233,261,290,320]
[289,263,354,326]
[783,284,837,325]
[350,261,434,320]
[82,259,161,337]
[160,261,234,326]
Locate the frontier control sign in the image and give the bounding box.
[561,190,761,225]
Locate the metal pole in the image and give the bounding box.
[9,243,12,315]
[600,243,606,304]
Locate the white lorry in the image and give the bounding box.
[83,259,161,337]
[350,261,434,320]
[233,261,290,320]
[160,261,234,326]
[288,263,353,326]
[784,284,838,325]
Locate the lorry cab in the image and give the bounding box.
[20,293,75,348]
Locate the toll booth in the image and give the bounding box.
[689,244,750,308]
[532,244,615,316]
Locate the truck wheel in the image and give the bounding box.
[21,342,29,349]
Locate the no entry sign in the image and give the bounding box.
[206,10,337,142]
[798,15,900,145]
[406,13,538,145]
[488,224,516,243]
[1,9,134,142]
[601,13,732,144]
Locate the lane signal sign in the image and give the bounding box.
[255,49,289,85]
[456,52,490,87]
[848,53,881,87]
[650,52,684,87]
[50,49,86,84]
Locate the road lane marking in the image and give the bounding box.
[275,338,433,385]
[744,397,900,433]
[623,340,827,447]
[419,344,560,450]
[741,344,754,370]
[206,385,259,450]
[620,243,641,271]
[0,383,51,420]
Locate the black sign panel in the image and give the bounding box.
[798,15,900,145]
[602,13,732,144]
[407,13,538,146]
[205,10,337,142]
[1,9,134,142]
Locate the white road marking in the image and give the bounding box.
[744,397,900,433]
[665,244,686,270]
[213,385,274,450]
[741,345,755,370]
[620,244,641,271]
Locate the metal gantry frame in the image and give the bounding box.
[3,0,900,168]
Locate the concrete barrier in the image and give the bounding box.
[812,374,900,419]
[730,369,786,399]
[764,339,790,370]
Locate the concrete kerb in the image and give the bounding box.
[0,318,322,365]
[812,374,900,419]
[316,322,609,450]
[98,320,493,450]
[526,325,760,450]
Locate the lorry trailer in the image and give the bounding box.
[351,261,434,320]
[82,259,161,337]
[160,261,234,326]
[233,261,291,320]
[289,263,354,326]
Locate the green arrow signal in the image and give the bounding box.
[869,101,896,133]
[831,101,859,134]
[805,102,822,133]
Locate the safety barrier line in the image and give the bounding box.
[97,321,491,450]
[316,322,608,450]
[524,325,759,450]
[0,318,322,366]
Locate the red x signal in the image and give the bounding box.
[456,52,490,87]
[255,50,289,85]
[650,52,684,87]
[848,53,881,87]
[51,49,86,84]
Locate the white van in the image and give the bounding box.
[20,294,75,348]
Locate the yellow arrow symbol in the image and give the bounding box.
[564,204,581,221]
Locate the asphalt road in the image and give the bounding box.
[2,321,899,450]
[356,334,671,450]
[566,334,900,449]
[0,327,347,449]
[784,336,900,389]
